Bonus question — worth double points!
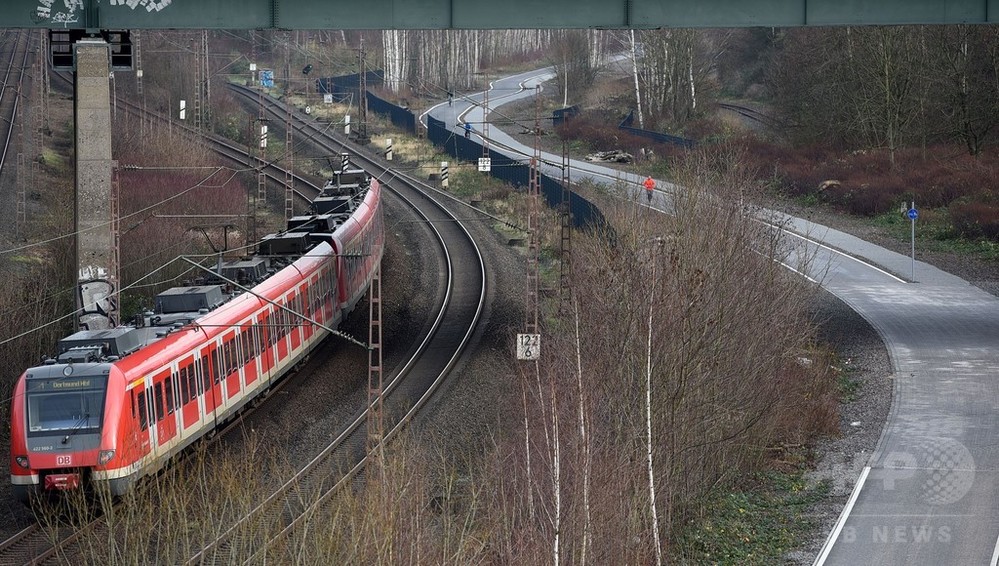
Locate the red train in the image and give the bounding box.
[10,173,383,502]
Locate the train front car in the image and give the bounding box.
[9,360,125,502]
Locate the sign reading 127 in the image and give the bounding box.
[517,333,541,361]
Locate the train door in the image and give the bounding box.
[153,370,178,447]
[258,313,273,375]
[128,379,153,464]
[302,280,315,343]
[178,356,199,431]
[222,330,241,400]
[201,344,222,420]
[275,302,289,364]
[289,291,303,351]
[144,383,158,455]
[242,323,258,388]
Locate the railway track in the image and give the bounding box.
[182,83,487,564]
[717,101,783,129]
[0,29,32,240]
[3,78,486,563]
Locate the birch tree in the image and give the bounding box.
[635,29,713,130]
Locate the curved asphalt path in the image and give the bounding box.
[428,65,999,565]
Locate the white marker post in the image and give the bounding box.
[385,138,393,161]
[179,99,186,120]
[441,161,449,188]
[516,333,541,360]
[908,201,918,281]
[344,114,351,136]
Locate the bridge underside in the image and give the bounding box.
[3,0,996,30]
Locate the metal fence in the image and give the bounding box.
[317,72,416,134]
[316,76,605,230]
[427,116,604,229]
[619,109,696,149]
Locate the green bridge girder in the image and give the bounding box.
[5,0,997,29]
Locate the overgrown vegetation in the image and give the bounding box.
[30,146,839,563]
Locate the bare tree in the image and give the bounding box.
[548,30,598,108]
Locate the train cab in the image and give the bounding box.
[10,362,115,502]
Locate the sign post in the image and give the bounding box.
[907,202,918,281]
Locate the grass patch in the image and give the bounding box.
[836,367,861,403]
[676,469,830,565]
[40,147,69,174]
[872,209,999,261]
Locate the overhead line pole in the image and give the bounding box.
[525,85,541,336]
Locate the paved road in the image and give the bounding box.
[428,65,999,565]
[788,214,999,565]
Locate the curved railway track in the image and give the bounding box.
[716,101,783,129]
[0,30,32,239]
[183,82,487,564]
[2,78,487,564]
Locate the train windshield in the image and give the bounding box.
[25,376,108,436]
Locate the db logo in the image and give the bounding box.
[56,455,72,466]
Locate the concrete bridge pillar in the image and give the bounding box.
[74,40,117,330]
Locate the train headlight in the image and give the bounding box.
[98,450,115,466]
[14,456,29,469]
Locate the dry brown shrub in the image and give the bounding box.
[472,147,839,562]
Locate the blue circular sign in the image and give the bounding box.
[908,208,918,220]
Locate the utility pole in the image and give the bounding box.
[193,32,202,131]
[356,38,370,145]
[482,74,490,159]
[560,140,572,306]
[367,260,384,467]
[284,100,294,221]
[525,85,541,336]
[134,30,145,136]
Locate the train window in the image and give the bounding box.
[154,383,164,422]
[237,332,245,366]
[178,368,185,402]
[211,346,225,383]
[164,376,174,414]
[137,390,148,431]
[187,365,198,401]
[178,368,188,403]
[241,331,249,365]
[201,354,212,391]
[228,339,237,372]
